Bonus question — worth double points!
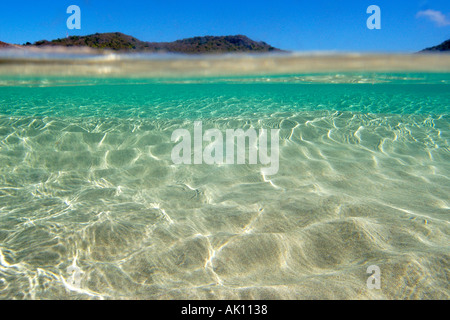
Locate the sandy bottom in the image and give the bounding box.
[0,111,448,299]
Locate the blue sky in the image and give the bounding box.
[1,0,449,52]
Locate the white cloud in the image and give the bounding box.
[416,9,450,27]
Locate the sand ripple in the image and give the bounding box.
[0,111,448,299]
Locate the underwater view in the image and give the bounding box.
[0,53,448,300]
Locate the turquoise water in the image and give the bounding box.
[0,61,449,299]
[1,74,449,118]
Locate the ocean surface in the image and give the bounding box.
[0,52,449,299]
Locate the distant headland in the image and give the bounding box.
[11,32,282,54]
[420,39,450,52]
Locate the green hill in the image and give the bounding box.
[26,32,281,53]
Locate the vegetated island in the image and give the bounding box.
[420,39,450,52]
[4,33,450,53]
[16,32,282,54]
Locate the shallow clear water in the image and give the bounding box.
[0,54,449,299]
